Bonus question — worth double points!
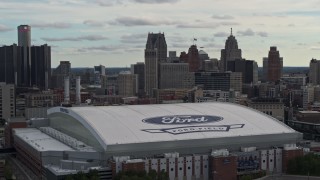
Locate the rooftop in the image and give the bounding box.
[48,102,297,148]
[14,128,75,152]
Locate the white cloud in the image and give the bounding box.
[110,16,179,26]
[83,20,106,27]
[237,29,255,36]
[214,32,229,37]
[41,35,108,42]
[31,22,72,29]
[310,47,320,50]
[212,15,234,20]
[257,31,268,37]
[0,24,12,32]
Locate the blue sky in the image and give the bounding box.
[0,0,320,67]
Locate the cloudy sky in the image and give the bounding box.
[0,0,319,67]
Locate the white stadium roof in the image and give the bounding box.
[48,102,298,152]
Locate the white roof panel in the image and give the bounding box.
[14,128,75,152]
[48,102,296,147]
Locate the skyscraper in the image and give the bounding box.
[144,33,167,96]
[0,44,21,85]
[187,45,201,72]
[94,65,106,85]
[195,71,242,92]
[227,59,258,84]
[117,72,138,97]
[263,47,283,83]
[0,26,45,88]
[159,63,194,89]
[31,44,51,90]
[309,59,320,85]
[94,65,106,76]
[17,25,32,87]
[131,62,145,97]
[0,83,15,120]
[18,25,31,47]
[220,29,242,72]
[198,50,210,71]
[51,61,71,89]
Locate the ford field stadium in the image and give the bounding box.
[12,102,303,180]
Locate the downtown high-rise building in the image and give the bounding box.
[0,83,15,120]
[227,59,258,84]
[167,51,180,63]
[144,33,167,96]
[18,25,51,89]
[187,45,201,72]
[18,25,31,46]
[309,58,320,85]
[0,44,20,84]
[0,25,53,90]
[195,71,242,93]
[263,46,283,83]
[18,25,32,87]
[220,29,242,72]
[131,62,145,97]
[51,61,71,89]
[94,65,106,86]
[117,72,138,97]
[159,63,194,89]
[179,45,202,72]
[203,58,219,72]
[31,45,51,90]
[198,50,210,71]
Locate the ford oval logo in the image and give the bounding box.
[142,115,223,125]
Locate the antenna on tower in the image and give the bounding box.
[231,28,233,36]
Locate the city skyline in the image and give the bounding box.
[0,0,319,67]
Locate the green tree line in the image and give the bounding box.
[287,153,320,176]
[115,169,168,180]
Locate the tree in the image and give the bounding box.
[148,170,157,179]
[115,169,168,180]
[4,163,12,180]
[240,175,252,180]
[64,170,100,180]
[159,169,169,180]
[287,153,320,176]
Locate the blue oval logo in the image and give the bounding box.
[142,115,223,125]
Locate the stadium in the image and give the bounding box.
[12,102,303,179]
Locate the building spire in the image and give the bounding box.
[231,27,233,36]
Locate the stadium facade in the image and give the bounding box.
[12,102,303,179]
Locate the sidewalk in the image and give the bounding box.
[258,174,320,180]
